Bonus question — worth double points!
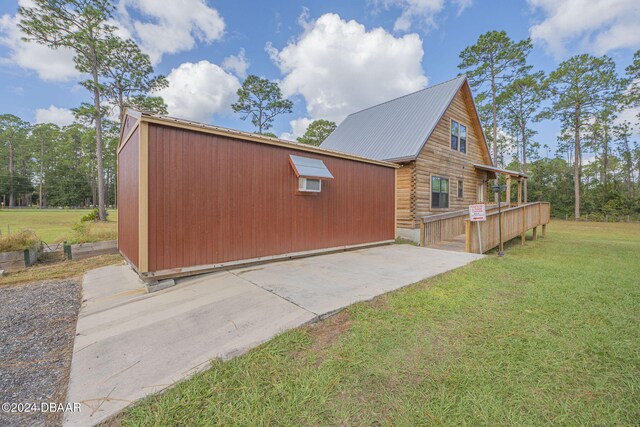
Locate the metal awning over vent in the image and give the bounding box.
[289,155,334,179]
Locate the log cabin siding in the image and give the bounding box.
[117,127,140,266]
[396,162,416,228]
[145,123,396,273]
[414,84,491,221]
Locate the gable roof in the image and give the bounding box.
[320,75,490,163]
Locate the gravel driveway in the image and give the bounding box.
[0,280,81,427]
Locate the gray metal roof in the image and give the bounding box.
[320,75,470,162]
[289,155,334,179]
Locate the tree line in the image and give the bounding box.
[0,0,168,219]
[1,2,638,221]
[459,31,639,220]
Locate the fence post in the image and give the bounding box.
[64,241,72,260]
[419,220,425,247]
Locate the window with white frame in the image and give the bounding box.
[298,177,322,192]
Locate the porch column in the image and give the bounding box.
[517,178,522,205]
[505,175,511,207]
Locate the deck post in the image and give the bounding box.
[542,224,547,238]
[419,220,425,247]
[532,226,538,240]
[517,179,522,205]
[521,204,526,245]
[465,220,472,253]
[506,175,511,207]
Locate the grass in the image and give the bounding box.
[0,254,123,287]
[0,229,40,252]
[115,220,640,426]
[0,209,117,244]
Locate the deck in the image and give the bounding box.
[427,234,466,252]
[420,202,551,254]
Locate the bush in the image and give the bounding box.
[68,221,117,244]
[81,208,108,223]
[0,229,40,252]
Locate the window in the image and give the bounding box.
[458,180,464,198]
[299,178,322,192]
[451,120,467,154]
[431,176,449,209]
[450,120,459,150]
[459,124,467,153]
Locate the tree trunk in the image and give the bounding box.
[39,139,45,209]
[574,107,581,220]
[8,135,15,207]
[92,48,107,220]
[603,126,609,188]
[522,123,528,203]
[491,66,499,202]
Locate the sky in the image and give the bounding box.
[0,0,639,157]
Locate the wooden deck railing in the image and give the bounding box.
[465,202,551,254]
[419,203,507,247]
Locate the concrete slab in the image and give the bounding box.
[232,244,483,316]
[65,245,482,426]
[64,266,316,426]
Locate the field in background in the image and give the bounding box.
[0,209,117,244]
[118,220,640,426]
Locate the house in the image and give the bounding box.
[321,75,522,242]
[117,110,398,280]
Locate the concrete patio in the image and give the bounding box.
[64,244,483,426]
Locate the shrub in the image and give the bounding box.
[0,229,40,252]
[68,221,117,244]
[81,208,108,223]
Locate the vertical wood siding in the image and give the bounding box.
[117,128,140,267]
[413,84,491,222]
[146,124,395,272]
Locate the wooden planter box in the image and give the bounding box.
[0,243,42,272]
[66,240,118,261]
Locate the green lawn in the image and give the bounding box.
[0,208,117,243]
[117,220,640,426]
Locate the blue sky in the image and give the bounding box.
[1,0,638,158]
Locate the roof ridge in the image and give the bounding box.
[346,74,467,118]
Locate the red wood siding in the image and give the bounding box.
[117,128,139,267]
[146,123,395,272]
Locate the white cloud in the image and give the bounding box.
[222,48,249,79]
[0,13,78,81]
[376,0,444,32]
[528,0,640,58]
[35,105,75,127]
[280,117,313,141]
[157,61,240,123]
[117,0,225,64]
[268,13,428,123]
[372,0,472,32]
[1,0,225,82]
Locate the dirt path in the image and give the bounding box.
[0,280,81,427]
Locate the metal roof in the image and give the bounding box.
[289,155,334,179]
[125,110,399,169]
[320,75,472,162]
[474,164,528,179]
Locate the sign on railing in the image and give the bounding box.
[469,204,486,222]
[469,204,486,253]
